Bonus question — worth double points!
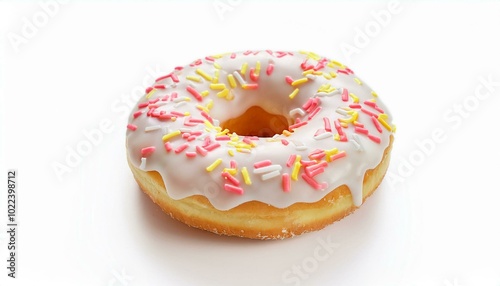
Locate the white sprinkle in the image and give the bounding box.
[198,133,210,141]
[145,125,161,132]
[272,134,280,139]
[351,134,364,151]
[306,74,316,80]
[155,101,168,106]
[173,96,190,103]
[174,101,187,108]
[139,158,147,170]
[314,132,332,140]
[295,145,308,151]
[233,71,246,86]
[289,108,306,117]
[253,165,282,174]
[237,148,251,153]
[261,170,281,180]
[179,128,191,133]
[336,108,348,116]
[316,89,341,97]
[162,126,170,134]
[212,119,220,127]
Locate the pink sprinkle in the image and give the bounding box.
[187,135,196,141]
[174,66,183,71]
[353,121,365,128]
[286,155,296,167]
[141,146,156,157]
[133,111,143,118]
[289,121,308,131]
[266,63,274,75]
[224,184,244,195]
[161,95,169,101]
[334,120,344,134]
[201,111,213,124]
[276,51,287,58]
[205,56,215,62]
[307,167,325,178]
[243,83,258,90]
[203,136,211,147]
[281,139,289,146]
[182,133,190,139]
[145,87,153,93]
[337,69,349,75]
[222,172,240,186]
[127,124,137,131]
[308,106,322,120]
[368,134,381,143]
[243,50,252,55]
[164,142,173,152]
[195,145,208,156]
[185,152,197,158]
[355,127,369,134]
[254,160,272,169]
[300,160,316,166]
[230,160,237,169]
[158,114,172,120]
[371,116,383,133]
[249,68,259,82]
[282,173,291,192]
[361,108,377,117]
[345,67,354,74]
[364,100,385,113]
[285,76,294,85]
[230,53,236,59]
[309,149,325,161]
[329,151,346,162]
[314,129,325,136]
[138,102,149,109]
[265,50,273,55]
[186,86,203,102]
[184,117,197,127]
[204,142,220,151]
[305,162,328,177]
[154,84,166,89]
[190,118,205,124]
[174,143,189,154]
[247,136,259,140]
[349,104,362,109]
[301,173,325,190]
[341,88,349,102]
[155,74,171,82]
[171,111,185,117]
[242,137,252,144]
[171,74,179,83]
[216,135,231,141]
[170,92,178,101]
[302,98,313,110]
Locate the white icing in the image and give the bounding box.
[126,50,394,211]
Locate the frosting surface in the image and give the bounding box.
[126,50,395,210]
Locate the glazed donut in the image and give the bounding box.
[126,50,395,239]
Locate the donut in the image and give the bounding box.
[126,50,395,239]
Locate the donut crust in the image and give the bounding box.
[128,136,393,239]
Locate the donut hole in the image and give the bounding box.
[220,106,290,137]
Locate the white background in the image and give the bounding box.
[1,1,500,285]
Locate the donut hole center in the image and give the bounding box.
[220,106,290,137]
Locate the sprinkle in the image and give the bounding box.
[289,121,308,131]
[354,77,362,85]
[195,145,208,156]
[241,167,252,185]
[139,158,147,170]
[201,111,214,124]
[289,108,306,117]
[162,130,181,141]
[138,102,149,109]
[302,174,327,190]
[206,158,222,172]
[295,145,307,151]
[224,184,244,195]
[291,161,301,181]
[282,173,291,192]
[249,68,259,82]
[341,88,349,102]
[266,63,274,75]
[282,130,292,137]
[174,143,189,154]
[371,116,382,133]
[329,151,346,161]
[355,127,369,135]
[185,152,197,158]
[305,162,327,177]
[233,71,246,86]
[371,91,378,97]
[242,83,258,90]
[291,78,308,87]
[364,100,385,113]
[314,131,332,140]
[164,142,173,152]
[145,125,161,132]
[285,76,294,84]
[217,88,229,98]
[377,115,392,131]
[141,146,156,157]
[240,62,248,75]
[222,171,240,186]
[196,69,213,81]
[368,134,381,143]
[127,124,137,131]
[145,88,156,99]
[227,74,237,88]
[286,154,296,167]
[361,108,377,117]
[281,139,289,146]
[186,86,203,102]
[262,170,281,181]
[349,93,359,103]
[351,135,363,151]
[254,160,272,169]
[289,88,299,99]
[307,106,321,120]
[323,117,331,132]
[186,75,202,82]
[210,83,226,90]
[133,111,143,118]
[204,142,221,151]
[253,164,282,174]
[216,135,231,141]
[230,160,237,169]
[255,61,261,75]
[228,149,234,156]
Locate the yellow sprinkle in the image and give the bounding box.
[145,88,156,99]
[230,134,239,141]
[225,90,234,100]
[206,158,222,172]
[223,168,238,176]
[292,78,308,87]
[255,61,261,76]
[171,117,177,122]
[330,60,344,67]
[228,149,234,156]
[289,88,299,99]
[196,69,213,81]
[240,62,248,75]
[325,148,338,162]
[371,90,378,97]
[215,126,222,132]
[186,75,202,82]
[327,87,337,93]
[216,129,230,136]
[313,71,323,75]
[392,124,397,133]
[349,93,359,103]
[323,73,332,80]
[227,74,237,88]
[211,54,223,59]
[302,69,314,75]
[295,155,302,164]
[282,130,292,137]
[379,113,389,120]
[318,84,331,92]
[334,134,340,141]
[204,120,215,129]
[207,99,214,110]
[162,130,181,142]
[196,104,209,113]
[236,148,251,153]
[201,90,209,97]
[241,167,252,185]
[213,62,222,69]
[235,143,251,149]
[291,161,301,181]
[184,112,190,116]
[330,71,337,78]
[217,88,229,98]
[340,122,348,128]
[354,77,362,85]
[210,83,226,90]
[212,69,220,83]
[378,116,392,131]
